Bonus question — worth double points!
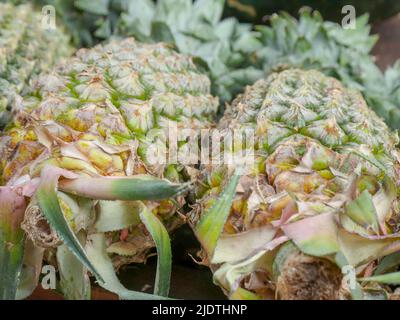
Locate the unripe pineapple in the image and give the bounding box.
[0,2,72,128]
[191,69,400,300]
[0,38,218,299]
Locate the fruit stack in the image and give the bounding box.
[1,0,400,300]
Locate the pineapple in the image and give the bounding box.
[0,2,72,128]
[0,38,218,299]
[191,69,400,300]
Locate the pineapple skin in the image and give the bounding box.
[193,69,400,300]
[0,2,72,128]
[0,38,218,268]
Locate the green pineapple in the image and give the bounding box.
[0,2,72,128]
[0,38,218,300]
[191,69,400,300]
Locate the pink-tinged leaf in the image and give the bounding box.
[281,212,340,256]
[271,199,297,228]
[0,187,27,299]
[212,225,276,264]
[338,229,396,267]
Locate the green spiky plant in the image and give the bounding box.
[191,69,400,300]
[0,37,218,300]
[0,2,72,128]
[22,0,400,129]
[253,10,400,130]
[224,0,400,24]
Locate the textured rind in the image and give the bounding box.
[194,69,400,300]
[0,38,218,267]
[0,3,72,127]
[254,10,400,130]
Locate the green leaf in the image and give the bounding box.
[212,225,276,264]
[85,233,171,300]
[360,272,400,285]
[281,212,340,256]
[75,0,110,15]
[0,187,26,300]
[230,288,262,300]
[192,0,224,25]
[36,167,103,283]
[345,190,380,234]
[346,148,390,178]
[94,201,142,232]
[94,18,112,39]
[195,170,240,257]
[337,229,394,267]
[374,252,400,276]
[59,175,191,201]
[333,252,364,300]
[213,250,271,295]
[151,21,175,43]
[57,232,91,300]
[139,203,172,297]
[16,240,44,300]
[272,241,298,279]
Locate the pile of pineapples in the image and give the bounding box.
[1,1,400,300]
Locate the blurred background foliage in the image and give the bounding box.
[224,0,400,24]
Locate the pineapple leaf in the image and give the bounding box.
[272,241,298,279]
[16,240,44,300]
[59,175,191,201]
[151,21,175,43]
[85,233,171,300]
[75,0,110,15]
[337,229,394,267]
[374,252,400,276]
[281,212,340,256]
[94,201,142,232]
[345,190,380,234]
[57,232,91,300]
[195,170,240,257]
[139,203,172,297]
[334,252,364,300]
[230,287,262,300]
[0,187,26,300]
[360,272,400,285]
[212,225,276,264]
[36,166,104,283]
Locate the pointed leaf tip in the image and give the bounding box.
[36,167,104,283]
[195,169,240,258]
[139,203,172,297]
[59,175,191,201]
